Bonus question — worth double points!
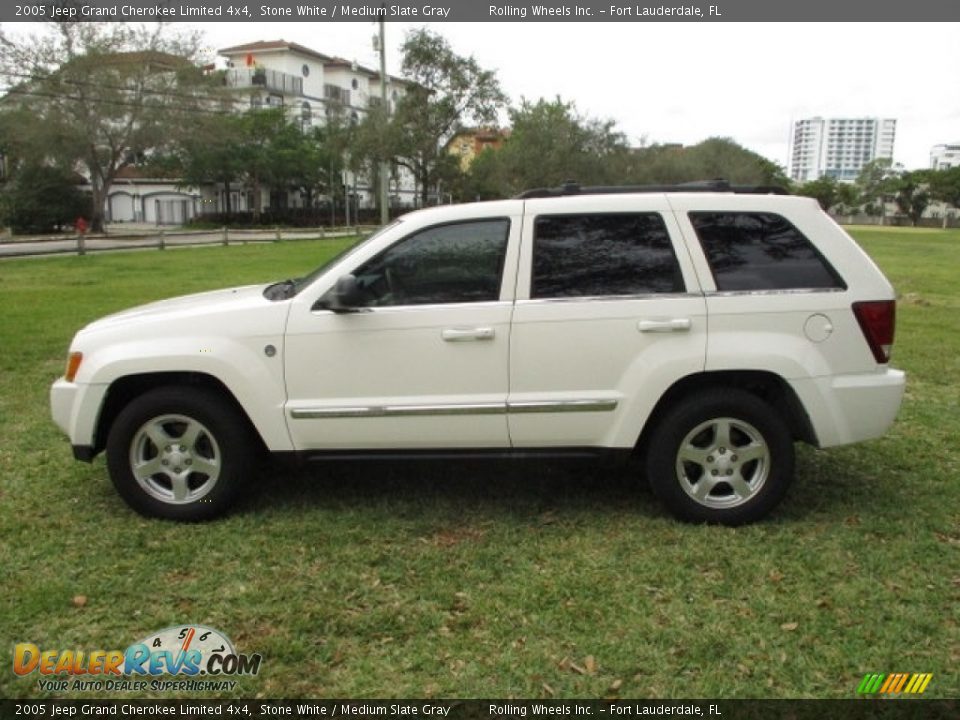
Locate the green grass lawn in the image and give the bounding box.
[0,230,957,700]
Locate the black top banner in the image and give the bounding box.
[4,0,960,22]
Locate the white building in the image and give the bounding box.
[103,39,419,224]
[930,143,960,170]
[107,167,206,225]
[789,117,897,184]
[218,39,417,211]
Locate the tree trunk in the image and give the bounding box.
[222,176,232,218]
[419,161,430,206]
[252,176,262,222]
[85,155,114,233]
[90,180,107,233]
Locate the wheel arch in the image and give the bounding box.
[636,370,818,456]
[92,371,267,458]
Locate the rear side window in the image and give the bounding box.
[688,212,845,292]
[532,213,683,299]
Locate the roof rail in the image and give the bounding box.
[514,179,789,199]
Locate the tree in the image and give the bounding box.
[629,138,789,187]
[928,166,960,225]
[173,111,248,219]
[351,103,399,211]
[685,137,789,186]
[492,97,631,195]
[855,159,899,222]
[892,171,931,226]
[0,163,91,233]
[387,29,507,205]
[833,182,860,216]
[0,21,210,231]
[292,122,351,216]
[233,108,309,222]
[455,111,789,201]
[796,176,840,212]
[171,103,355,225]
[456,146,508,201]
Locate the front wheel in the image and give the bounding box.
[645,389,794,525]
[106,386,255,521]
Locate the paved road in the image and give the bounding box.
[0,228,364,259]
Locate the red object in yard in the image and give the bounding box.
[75,216,88,235]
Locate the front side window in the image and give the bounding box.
[689,212,845,292]
[531,213,683,299]
[351,219,510,307]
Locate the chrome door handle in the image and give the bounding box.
[442,327,495,342]
[638,318,692,333]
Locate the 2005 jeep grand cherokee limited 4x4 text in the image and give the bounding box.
[51,182,905,524]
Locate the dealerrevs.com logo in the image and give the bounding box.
[13,626,262,692]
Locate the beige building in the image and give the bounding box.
[448,127,510,170]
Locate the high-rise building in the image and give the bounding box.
[930,143,960,170]
[789,117,897,183]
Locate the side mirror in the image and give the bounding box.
[316,274,365,313]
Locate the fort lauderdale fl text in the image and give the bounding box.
[490,4,721,17]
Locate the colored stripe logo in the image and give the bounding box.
[858,673,932,695]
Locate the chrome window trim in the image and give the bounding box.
[515,292,702,305]
[704,287,847,298]
[310,300,514,315]
[290,398,619,420]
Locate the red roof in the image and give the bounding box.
[219,41,411,86]
[219,40,333,63]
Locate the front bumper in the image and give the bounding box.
[50,377,78,436]
[50,378,108,455]
[72,445,96,462]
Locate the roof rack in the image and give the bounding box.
[514,179,790,199]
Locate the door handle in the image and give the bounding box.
[638,318,692,333]
[442,327,495,342]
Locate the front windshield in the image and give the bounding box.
[292,220,403,294]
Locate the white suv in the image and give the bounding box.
[50,183,905,524]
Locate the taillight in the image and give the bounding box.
[65,352,83,382]
[852,301,896,364]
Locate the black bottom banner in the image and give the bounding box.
[1,700,957,720]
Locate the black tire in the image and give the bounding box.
[106,386,255,521]
[645,388,794,525]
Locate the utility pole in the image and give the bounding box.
[378,14,390,226]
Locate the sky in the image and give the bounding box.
[6,21,960,171]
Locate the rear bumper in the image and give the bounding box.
[790,368,906,448]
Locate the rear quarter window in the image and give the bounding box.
[688,212,846,292]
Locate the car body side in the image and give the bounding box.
[50,193,904,465]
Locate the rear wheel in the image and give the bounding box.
[645,389,794,525]
[106,386,255,521]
